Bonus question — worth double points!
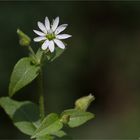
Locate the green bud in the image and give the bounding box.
[75,94,95,111]
[60,114,70,124]
[17,29,31,46]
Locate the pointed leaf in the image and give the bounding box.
[9,57,40,97]
[36,130,66,140]
[0,97,40,135]
[52,130,66,138]
[32,113,63,138]
[36,135,54,140]
[61,109,94,128]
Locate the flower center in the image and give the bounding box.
[46,33,55,40]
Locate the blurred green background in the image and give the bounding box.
[0,1,140,139]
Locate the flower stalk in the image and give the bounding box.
[38,68,45,119]
[28,46,36,57]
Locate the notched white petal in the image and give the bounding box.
[51,17,59,32]
[55,24,68,35]
[56,34,72,40]
[54,39,65,49]
[49,40,55,52]
[33,30,46,36]
[45,16,50,30]
[37,21,47,33]
[33,36,46,42]
[41,40,50,50]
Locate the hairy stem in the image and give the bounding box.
[38,68,45,119]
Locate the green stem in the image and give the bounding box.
[38,68,45,119]
[28,46,36,56]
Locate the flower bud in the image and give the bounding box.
[17,29,31,46]
[75,94,95,111]
[60,114,70,124]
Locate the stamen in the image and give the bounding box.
[46,33,55,40]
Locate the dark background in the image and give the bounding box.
[0,1,140,139]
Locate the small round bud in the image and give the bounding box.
[60,114,70,124]
[17,29,31,47]
[75,94,95,111]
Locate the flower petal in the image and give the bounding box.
[51,17,59,32]
[49,40,55,52]
[33,36,46,42]
[45,16,50,31]
[54,39,65,49]
[55,24,68,35]
[33,30,46,36]
[41,40,50,50]
[56,34,72,40]
[37,21,47,33]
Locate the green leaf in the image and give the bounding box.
[0,97,40,135]
[52,130,66,138]
[36,131,66,140]
[9,57,40,97]
[61,109,94,128]
[46,47,65,62]
[36,135,54,140]
[32,113,63,138]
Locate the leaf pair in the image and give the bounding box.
[32,109,95,139]
[0,97,94,139]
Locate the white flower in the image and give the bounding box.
[33,16,71,52]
